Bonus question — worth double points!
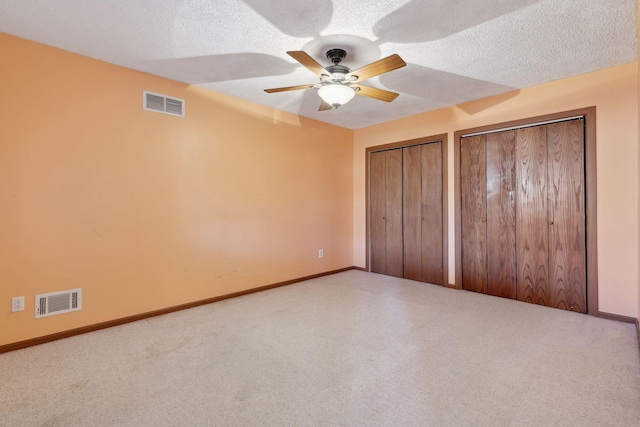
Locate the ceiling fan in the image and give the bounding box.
[264,49,406,110]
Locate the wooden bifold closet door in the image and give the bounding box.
[461,132,516,298]
[403,144,443,285]
[370,149,403,277]
[370,141,443,285]
[460,119,586,313]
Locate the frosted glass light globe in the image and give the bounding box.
[318,84,356,108]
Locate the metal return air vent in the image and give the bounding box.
[143,90,185,117]
[35,288,82,318]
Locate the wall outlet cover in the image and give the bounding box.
[12,296,24,312]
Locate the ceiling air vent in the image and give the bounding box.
[35,288,82,319]
[143,90,185,117]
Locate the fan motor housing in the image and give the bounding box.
[325,64,351,80]
[325,50,353,82]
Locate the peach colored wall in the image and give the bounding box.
[354,62,639,318]
[0,34,354,346]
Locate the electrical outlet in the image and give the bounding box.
[12,296,24,312]
[318,249,324,258]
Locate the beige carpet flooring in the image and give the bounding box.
[1,270,639,426]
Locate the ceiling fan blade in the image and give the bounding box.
[264,84,315,93]
[287,51,329,77]
[318,101,333,111]
[347,54,406,82]
[353,85,400,102]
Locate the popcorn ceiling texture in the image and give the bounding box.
[0,0,636,128]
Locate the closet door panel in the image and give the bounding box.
[385,149,404,278]
[403,146,422,281]
[370,151,387,274]
[486,131,517,299]
[548,120,586,312]
[516,126,549,305]
[422,142,443,285]
[461,135,487,293]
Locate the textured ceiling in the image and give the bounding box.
[0,0,636,129]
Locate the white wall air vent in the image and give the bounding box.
[143,90,185,117]
[35,288,82,319]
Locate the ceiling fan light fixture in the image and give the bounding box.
[318,84,356,108]
[265,49,406,111]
